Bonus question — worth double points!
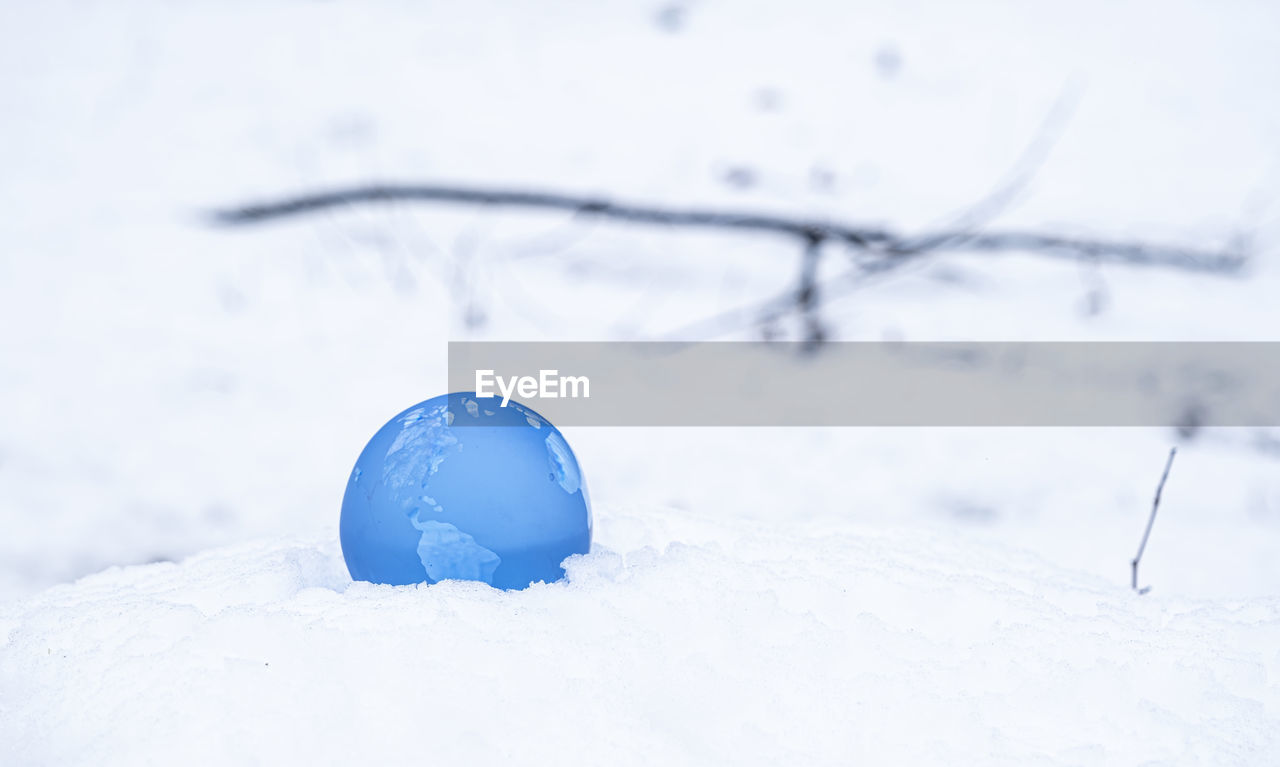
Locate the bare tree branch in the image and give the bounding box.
[1131,446,1178,595]
[209,182,1247,275]
[210,183,891,248]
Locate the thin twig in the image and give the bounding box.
[1131,447,1178,594]
[893,79,1084,255]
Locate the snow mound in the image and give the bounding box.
[2,509,1278,765]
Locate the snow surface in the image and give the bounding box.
[2,0,1280,762]
[4,513,1278,764]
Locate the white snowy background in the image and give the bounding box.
[2,0,1279,763]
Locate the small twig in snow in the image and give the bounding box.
[1131,447,1178,594]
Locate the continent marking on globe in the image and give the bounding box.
[408,513,502,584]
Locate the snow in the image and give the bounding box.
[2,0,1280,762]
[4,513,1278,764]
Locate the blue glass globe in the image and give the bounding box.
[340,392,591,589]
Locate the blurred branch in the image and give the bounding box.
[209,87,1251,345]
[210,68,1241,347]
[795,235,826,350]
[209,182,1248,274]
[211,182,893,247]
